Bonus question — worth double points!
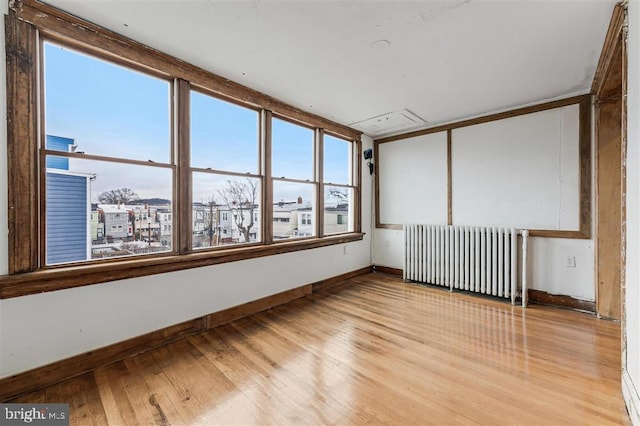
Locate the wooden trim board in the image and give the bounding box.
[528,289,596,313]
[591,4,626,96]
[5,14,38,274]
[0,267,371,402]
[593,3,625,320]
[373,265,403,277]
[312,266,373,293]
[376,95,587,144]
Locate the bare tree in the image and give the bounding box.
[218,179,258,243]
[98,187,139,204]
[328,187,348,205]
[202,197,219,247]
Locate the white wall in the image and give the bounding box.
[374,102,594,301]
[378,132,448,225]
[452,105,580,230]
[0,238,372,377]
[0,1,374,377]
[527,237,593,300]
[0,180,373,377]
[373,228,594,301]
[624,1,640,423]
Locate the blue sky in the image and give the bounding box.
[44,41,351,206]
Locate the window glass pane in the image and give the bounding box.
[43,42,171,163]
[324,186,354,235]
[273,181,316,240]
[45,155,173,265]
[272,118,314,181]
[191,91,258,173]
[323,135,351,185]
[192,173,261,248]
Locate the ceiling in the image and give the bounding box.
[43,0,615,138]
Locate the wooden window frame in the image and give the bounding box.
[321,131,359,236]
[1,0,363,299]
[270,114,319,240]
[189,86,264,250]
[40,38,179,265]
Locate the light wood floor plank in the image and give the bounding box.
[9,273,630,425]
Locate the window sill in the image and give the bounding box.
[0,233,364,299]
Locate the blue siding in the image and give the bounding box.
[46,135,75,170]
[46,172,88,264]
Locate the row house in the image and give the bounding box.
[192,202,260,248]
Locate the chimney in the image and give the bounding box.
[297,196,303,205]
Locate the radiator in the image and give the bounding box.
[403,224,529,307]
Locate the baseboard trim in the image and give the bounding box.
[0,317,205,403]
[527,289,596,313]
[0,266,372,402]
[373,265,403,276]
[206,285,312,329]
[623,368,640,425]
[372,266,597,313]
[312,266,373,293]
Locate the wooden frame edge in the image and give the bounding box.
[5,13,38,274]
[447,130,452,225]
[579,95,593,240]
[592,4,626,320]
[374,140,381,228]
[312,266,373,292]
[528,289,596,313]
[176,78,192,254]
[375,95,587,144]
[0,266,373,402]
[373,265,403,277]
[591,3,627,96]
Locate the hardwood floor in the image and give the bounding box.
[11,273,629,425]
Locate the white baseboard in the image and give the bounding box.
[623,368,640,426]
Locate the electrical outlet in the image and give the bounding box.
[566,256,576,268]
[385,240,391,248]
[343,245,349,255]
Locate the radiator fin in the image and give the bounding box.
[404,224,520,304]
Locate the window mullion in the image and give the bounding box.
[263,110,273,244]
[316,128,324,238]
[176,78,191,254]
[354,139,362,233]
[6,14,39,273]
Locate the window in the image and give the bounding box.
[4,3,362,297]
[43,41,173,264]
[191,91,261,248]
[323,134,356,235]
[300,213,312,226]
[272,118,316,239]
